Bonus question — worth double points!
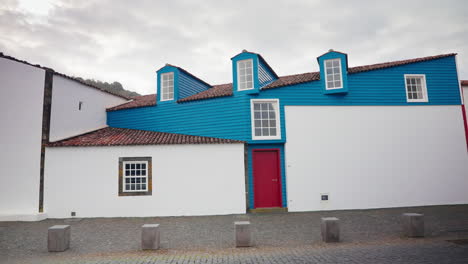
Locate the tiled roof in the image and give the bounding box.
[461,80,468,86]
[107,94,156,111]
[0,52,131,100]
[178,83,233,103]
[108,53,457,110]
[48,127,243,147]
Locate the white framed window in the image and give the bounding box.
[404,74,428,102]
[237,59,254,90]
[123,160,148,192]
[324,58,343,90]
[251,99,281,140]
[161,72,174,101]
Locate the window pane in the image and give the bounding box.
[326,61,332,67]
[131,164,135,169]
[269,111,275,118]
[136,184,141,190]
[142,170,146,176]
[255,128,262,136]
[254,103,260,110]
[262,120,269,127]
[327,81,334,88]
[408,93,413,99]
[269,120,276,127]
[333,60,339,67]
[142,164,146,169]
[254,112,261,119]
[136,178,141,183]
[270,128,277,136]
[131,178,136,183]
[125,170,130,176]
[125,178,130,183]
[142,184,146,190]
[261,112,268,119]
[125,184,130,190]
[262,128,269,136]
[136,164,140,169]
[335,81,341,87]
[131,170,135,176]
[142,178,146,183]
[255,120,261,127]
[125,164,130,170]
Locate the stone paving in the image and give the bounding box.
[1,205,468,263]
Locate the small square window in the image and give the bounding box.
[119,157,152,196]
[404,75,428,102]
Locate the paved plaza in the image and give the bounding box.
[1,205,468,263]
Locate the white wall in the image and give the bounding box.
[44,144,246,218]
[285,105,468,212]
[49,75,127,142]
[0,58,45,217]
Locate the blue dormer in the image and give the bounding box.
[231,50,278,95]
[317,49,349,94]
[156,64,210,103]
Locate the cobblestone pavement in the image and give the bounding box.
[1,205,468,263]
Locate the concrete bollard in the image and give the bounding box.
[48,225,70,252]
[321,217,340,243]
[235,221,252,247]
[142,224,160,250]
[402,213,424,237]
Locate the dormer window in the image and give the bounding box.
[324,59,343,90]
[161,72,174,101]
[237,59,253,90]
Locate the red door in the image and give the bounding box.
[253,149,282,208]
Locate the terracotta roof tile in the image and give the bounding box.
[461,80,468,86]
[178,83,233,103]
[107,94,156,111]
[0,52,131,100]
[48,127,243,147]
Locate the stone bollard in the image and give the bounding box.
[235,221,252,247]
[48,225,71,252]
[402,213,424,237]
[321,217,340,243]
[142,224,160,250]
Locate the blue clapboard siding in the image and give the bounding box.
[247,144,287,209]
[258,60,276,88]
[108,56,461,145]
[178,70,210,99]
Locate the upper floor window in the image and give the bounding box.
[161,72,174,101]
[237,59,254,90]
[404,74,428,102]
[324,59,343,90]
[251,99,281,140]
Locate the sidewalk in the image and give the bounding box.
[1,205,468,263]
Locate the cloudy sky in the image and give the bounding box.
[1,0,467,95]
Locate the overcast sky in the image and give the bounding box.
[1,0,467,95]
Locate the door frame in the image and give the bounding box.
[252,148,283,208]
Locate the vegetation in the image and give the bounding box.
[74,77,140,98]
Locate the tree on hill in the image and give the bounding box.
[74,77,140,98]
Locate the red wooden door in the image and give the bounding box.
[253,149,281,208]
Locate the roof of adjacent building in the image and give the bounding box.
[108,53,456,111]
[48,127,244,147]
[107,94,156,111]
[0,52,131,100]
[461,80,468,86]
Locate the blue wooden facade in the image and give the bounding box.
[107,50,462,209]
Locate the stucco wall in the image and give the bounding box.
[0,58,45,217]
[285,105,468,212]
[44,144,246,218]
[49,75,127,142]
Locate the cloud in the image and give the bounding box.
[1,0,467,95]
